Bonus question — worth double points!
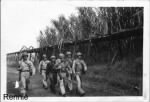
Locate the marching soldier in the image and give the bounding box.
[55,53,67,96]
[46,55,57,93]
[39,54,50,89]
[65,51,73,92]
[18,52,36,96]
[72,52,87,96]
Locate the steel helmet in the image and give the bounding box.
[66,51,71,55]
[76,52,82,56]
[50,55,56,59]
[59,53,65,58]
[42,54,47,58]
[22,52,28,57]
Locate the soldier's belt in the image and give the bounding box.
[42,69,46,70]
[75,72,81,74]
[61,70,66,73]
[21,70,30,72]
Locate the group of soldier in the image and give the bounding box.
[17,51,87,97]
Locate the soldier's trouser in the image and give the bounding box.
[42,70,48,88]
[20,72,30,95]
[48,72,57,93]
[75,74,85,95]
[58,72,66,95]
[66,73,73,91]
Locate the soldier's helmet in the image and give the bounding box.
[66,51,71,55]
[76,52,82,56]
[59,53,65,58]
[22,52,28,58]
[42,54,47,58]
[50,55,56,59]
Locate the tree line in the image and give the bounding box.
[37,7,143,64]
[37,7,143,48]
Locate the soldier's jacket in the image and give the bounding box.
[39,60,50,72]
[55,59,67,72]
[66,58,73,67]
[55,59,61,68]
[18,60,35,75]
[65,58,73,74]
[46,61,57,76]
[72,59,87,75]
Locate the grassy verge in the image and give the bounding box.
[82,56,142,96]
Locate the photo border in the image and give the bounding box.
[1,0,150,102]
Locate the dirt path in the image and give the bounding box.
[27,73,56,97]
[7,67,78,97]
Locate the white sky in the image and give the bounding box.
[2,0,78,53]
[2,0,148,54]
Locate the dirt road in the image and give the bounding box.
[7,67,78,97]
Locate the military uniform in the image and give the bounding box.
[65,55,73,92]
[55,53,67,96]
[46,56,57,93]
[39,58,50,89]
[18,58,35,96]
[72,52,87,96]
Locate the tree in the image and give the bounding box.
[37,7,143,59]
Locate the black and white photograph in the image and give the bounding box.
[1,0,150,102]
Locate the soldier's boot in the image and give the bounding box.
[76,75,85,96]
[20,88,27,97]
[59,79,66,96]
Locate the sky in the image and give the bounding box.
[2,0,78,53]
[2,0,147,54]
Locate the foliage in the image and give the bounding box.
[37,7,143,54]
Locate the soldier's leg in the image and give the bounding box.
[20,75,27,96]
[26,78,30,90]
[53,73,57,86]
[19,71,21,81]
[58,73,66,96]
[52,73,58,93]
[49,73,55,92]
[67,74,73,91]
[76,75,85,95]
[42,71,48,88]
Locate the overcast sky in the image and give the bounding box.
[2,0,78,53]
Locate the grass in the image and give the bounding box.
[82,56,142,96]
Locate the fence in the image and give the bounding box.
[7,27,143,67]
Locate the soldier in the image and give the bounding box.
[18,52,36,96]
[65,51,73,92]
[72,52,87,96]
[39,54,50,89]
[46,55,57,93]
[55,53,67,96]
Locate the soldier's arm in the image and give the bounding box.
[38,61,42,73]
[46,61,51,76]
[17,61,22,71]
[72,60,76,74]
[81,60,87,72]
[30,61,36,75]
[55,59,61,69]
